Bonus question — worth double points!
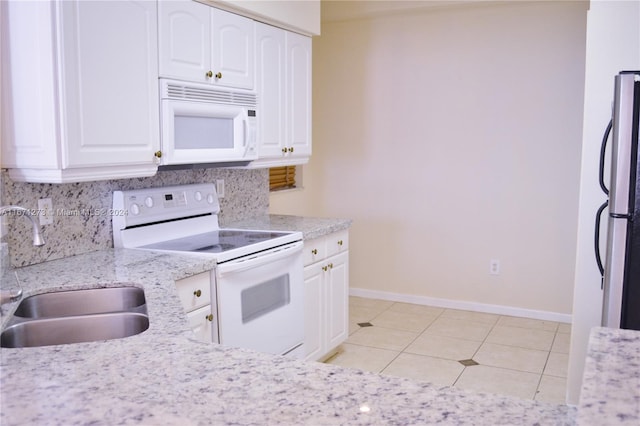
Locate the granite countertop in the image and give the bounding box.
[576,327,640,425]
[225,214,352,240]
[0,215,576,425]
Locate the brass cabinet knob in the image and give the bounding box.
[311,249,318,255]
[288,147,294,153]
[328,263,334,269]
[337,240,343,246]
[194,289,202,297]
[322,266,328,272]
[154,151,162,158]
[282,147,288,153]
[206,314,214,322]
[215,72,222,79]
[206,70,213,78]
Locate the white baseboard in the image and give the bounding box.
[349,287,572,324]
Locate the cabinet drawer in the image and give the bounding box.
[326,230,349,257]
[186,304,214,343]
[303,237,327,266]
[175,271,212,312]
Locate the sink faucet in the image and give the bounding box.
[0,205,46,305]
[0,205,45,247]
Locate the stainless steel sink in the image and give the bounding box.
[13,287,146,318]
[1,313,149,348]
[1,286,149,348]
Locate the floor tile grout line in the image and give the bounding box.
[379,305,451,378]
[346,297,570,402]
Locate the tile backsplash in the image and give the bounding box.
[0,168,268,267]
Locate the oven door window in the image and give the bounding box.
[241,275,290,324]
[174,115,234,150]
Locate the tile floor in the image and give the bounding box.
[325,296,571,404]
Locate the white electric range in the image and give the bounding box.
[112,183,305,358]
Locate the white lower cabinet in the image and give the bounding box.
[304,230,349,361]
[175,271,218,343]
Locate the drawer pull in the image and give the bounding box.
[311,249,318,255]
[194,289,202,297]
[206,314,214,322]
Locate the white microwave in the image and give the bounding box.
[159,79,258,166]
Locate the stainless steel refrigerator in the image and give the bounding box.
[596,70,640,330]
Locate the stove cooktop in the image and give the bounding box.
[140,229,294,254]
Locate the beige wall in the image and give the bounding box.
[271,1,588,318]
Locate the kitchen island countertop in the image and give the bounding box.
[576,327,640,425]
[0,246,578,425]
[0,214,582,425]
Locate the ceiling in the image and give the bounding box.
[320,0,542,22]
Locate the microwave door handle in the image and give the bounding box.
[242,117,252,158]
[243,118,248,147]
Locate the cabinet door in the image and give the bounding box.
[1,0,60,169]
[304,262,325,361]
[158,0,211,83]
[255,22,286,158]
[59,0,159,167]
[211,8,254,90]
[326,251,349,351]
[286,31,312,157]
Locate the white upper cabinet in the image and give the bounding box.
[255,23,286,158]
[159,1,254,90]
[211,8,255,90]
[253,22,312,167]
[1,0,160,183]
[158,0,211,83]
[286,31,312,159]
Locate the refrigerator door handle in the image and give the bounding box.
[599,119,613,195]
[595,200,608,279]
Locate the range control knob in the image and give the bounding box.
[144,197,154,208]
[130,203,140,215]
[207,194,215,204]
[194,191,203,202]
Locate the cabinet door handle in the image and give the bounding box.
[282,147,288,154]
[206,70,213,78]
[322,265,328,272]
[311,249,318,255]
[288,147,294,153]
[206,314,214,322]
[215,72,222,79]
[328,263,334,269]
[154,151,162,158]
[337,240,343,246]
[194,289,202,297]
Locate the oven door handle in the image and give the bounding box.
[217,241,303,275]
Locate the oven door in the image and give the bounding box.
[216,241,304,358]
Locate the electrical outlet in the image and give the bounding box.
[489,259,500,275]
[216,179,225,199]
[38,198,54,225]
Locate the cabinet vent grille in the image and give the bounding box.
[164,82,257,107]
